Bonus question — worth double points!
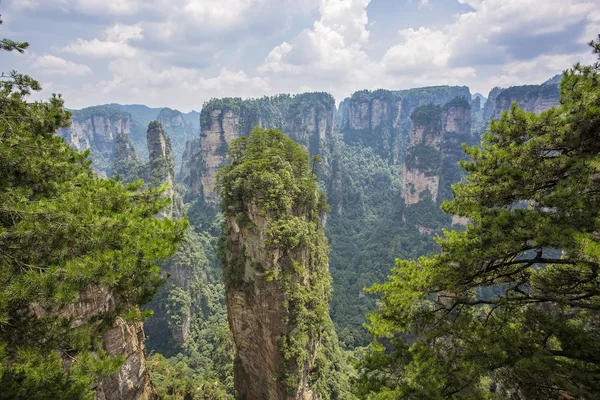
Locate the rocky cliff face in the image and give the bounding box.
[157,108,197,170]
[32,285,156,400]
[145,123,211,351]
[401,104,444,204]
[193,93,336,203]
[110,132,144,183]
[146,121,183,219]
[483,80,560,122]
[179,138,203,202]
[224,205,293,399]
[219,129,346,400]
[57,106,133,177]
[401,97,473,205]
[440,97,474,202]
[340,86,471,163]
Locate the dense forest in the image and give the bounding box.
[2,11,600,400]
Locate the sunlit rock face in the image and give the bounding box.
[32,285,156,400]
[157,108,197,170]
[146,121,183,219]
[191,93,336,203]
[483,77,560,122]
[401,97,472,205]
[339,86,471,164]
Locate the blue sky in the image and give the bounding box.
[0,0,597,111]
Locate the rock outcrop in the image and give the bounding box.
[111,132,144,183]
[401,104,444,204]
[145,123,213,352]
[401,97,473,205]
[340,86,471,163]
[219,128,345,400]
[146,121,183,219]
[157,108,197,170]
[57,106,133,177]
[193,93,335,203]
[32,285,156,400]
[179,138,203,202]
[440,97,474,201]
[483,80,560,122]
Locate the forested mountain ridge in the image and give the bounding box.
[338,86,471,163]
[184,93,335,203]
[483,76,561,121]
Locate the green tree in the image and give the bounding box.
[0,30,186,399]
[361,39,600,399]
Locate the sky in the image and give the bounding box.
[0,0,598,112]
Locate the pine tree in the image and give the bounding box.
[361,38,600,399]
[0,28,186,399]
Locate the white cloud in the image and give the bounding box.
[319,0,371,44]
[8,0,599,110]
[33,54,92,76]
[449,0,595,64]
[48,58,272,110]
[13,0,144,16]
[62,39,138,58]
[488,51,595,89]
[183,0,260,29]
[258,0,596,103]
[259,0,376,81]
[105,24,144,42]
[62,24,142,58]
[382,28,452,71]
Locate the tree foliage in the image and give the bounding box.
[0,33,186,399]
[361,39,600,399]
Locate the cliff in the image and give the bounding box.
[108,104,200,163]
[111,132,144,183]
[401,104,444,204]
[157,108,197,169]
[179,138,203,202]
[146,121,184,219]
[440,97,474,202]
[34,285,157,400]
[401,97,473,205]
[340,86,471,163]
[143,123,232,367]
[483,80,560,123]
[193,93,335,203]
[218,128,348,399]
[57,106,133,177]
